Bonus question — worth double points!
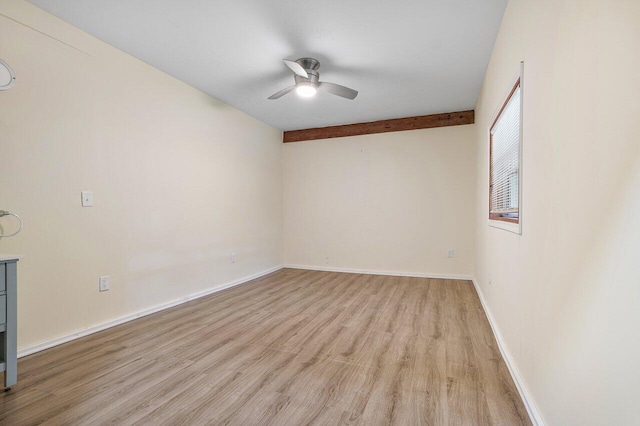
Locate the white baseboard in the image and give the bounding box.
[284,264,473,281]
[471,278,545,426]
[18,265,284,358]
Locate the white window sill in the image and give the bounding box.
[488,219,521,235]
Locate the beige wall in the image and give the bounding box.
[474,0,640,424]
[283,126,476,277]
[0,1,282,350]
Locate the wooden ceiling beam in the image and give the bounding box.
[283,110,474,143]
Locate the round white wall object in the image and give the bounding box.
[0,59,16,91]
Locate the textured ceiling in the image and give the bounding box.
[27,0,507,131]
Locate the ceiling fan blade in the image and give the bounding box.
[268,85,296,100]
[318,82,358,100]
[283,59,309,78]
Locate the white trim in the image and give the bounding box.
[17,265,284,358]
[471,278,545,426]
[284,264,473,281]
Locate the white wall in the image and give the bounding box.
[283,126,476,277]
[0,1,282,350]
[474,0,640,424]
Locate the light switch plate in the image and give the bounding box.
[81,191,93,207]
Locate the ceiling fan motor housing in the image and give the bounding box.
[295,71,319,85]
[296,57,320,71]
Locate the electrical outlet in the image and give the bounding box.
[81,191,93,207]
[99,276,110,292]
[447,249,454,258]
[231,253,236,263]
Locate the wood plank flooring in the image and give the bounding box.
[0,269,531,425]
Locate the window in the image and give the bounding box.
[489,64,523,233]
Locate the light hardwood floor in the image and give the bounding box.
[0,269,531,425]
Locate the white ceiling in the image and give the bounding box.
[27,0,507,131]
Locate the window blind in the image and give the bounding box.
[490,85,520,215]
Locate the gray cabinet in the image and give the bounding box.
[0,257,18,389]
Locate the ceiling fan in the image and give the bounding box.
[268,58,358,100]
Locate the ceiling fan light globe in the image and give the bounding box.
[296,84,317,97]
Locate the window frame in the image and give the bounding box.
[488,63,523,234]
